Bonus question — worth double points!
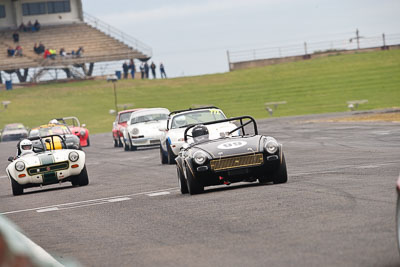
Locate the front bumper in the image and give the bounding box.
[131,137,161,147]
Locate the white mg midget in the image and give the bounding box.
[6,135,88,196]
[122,108,170,151]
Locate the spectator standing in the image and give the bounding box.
[12,32,19,43]
[122,62,129,79]
[150,62,156,79]
[160,63,167,78]
[144,62,149,79]
[129,59,136,79]
[140,63,145,79]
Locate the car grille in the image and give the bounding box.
[27,161,69,175]
[210,153,264,171]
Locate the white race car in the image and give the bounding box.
[122,108,170,151]
[6,135,88,196]
[159,106,237,164]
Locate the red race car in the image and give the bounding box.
[51,117,90,147]
[112,109,142,147]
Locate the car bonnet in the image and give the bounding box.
[193,135,262,158]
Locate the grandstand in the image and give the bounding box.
[0,0,152,83]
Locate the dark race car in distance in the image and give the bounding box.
[175,116,288,195]
[0,123,28,142]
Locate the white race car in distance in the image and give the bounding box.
[6,135,88,196]
[122,108,170,151]
[159,106,237,164]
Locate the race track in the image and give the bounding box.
[0,113,399,267]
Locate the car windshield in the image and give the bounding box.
[131,113,168,124]
[119,112,133,123]
[4,124,24,131]
[171,109,226,129]
[29,125,71,137]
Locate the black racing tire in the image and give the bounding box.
[177,166,188,194]
[167,141,176,165]
[186,165,204,195]
[272,154,288,184]
[11,177,24,196]
[160,145,168,164]
[78,165,89,186]
[123,137,129,151]
[71,175,79,186]
[86,137,90,147]
[114,138,118,147]
[118,136,123,147]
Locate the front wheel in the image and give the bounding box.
[160,145,168,164]
[177,166,188,194]
[11,177,24,196]
[272,154,288,184]
[71,165,89,186]
[113,138,118,147]
[167,141,176,164]
[186,166,203,195]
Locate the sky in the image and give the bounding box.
[82,0,400,78]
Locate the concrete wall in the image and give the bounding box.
[0,0,83,29]
[230,45,400,71]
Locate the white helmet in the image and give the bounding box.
[174,115,186,128]
[20,139,33,152]
[49,119,58,124]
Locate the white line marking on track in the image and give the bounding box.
[37,207,59,213]
[356,165,379,169]
[1,187,179,215]
[0,175,8,179]
[147,192,170,197]
[107,197,131,202]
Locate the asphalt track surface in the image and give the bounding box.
[0,113,399,267]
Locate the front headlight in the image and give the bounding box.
[80,130,86,136]
[15,161,25,171]
[193,151,207,165]
[265,140,278,154]
[69,151,79,162]
[131,128,139,135]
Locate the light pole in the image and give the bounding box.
[107,75,118,113]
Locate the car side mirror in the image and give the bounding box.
[8,156,14,162]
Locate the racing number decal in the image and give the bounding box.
[217,141,247,150]
[210,109,221,114]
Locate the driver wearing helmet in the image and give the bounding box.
[173,115,187,128]
[18,139,34,157]
[192,125,209,143]
[49,119,59,124]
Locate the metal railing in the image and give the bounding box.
[83,12,152,58]
[228,32,400,63]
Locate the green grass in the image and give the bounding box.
[1,49,399,133]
